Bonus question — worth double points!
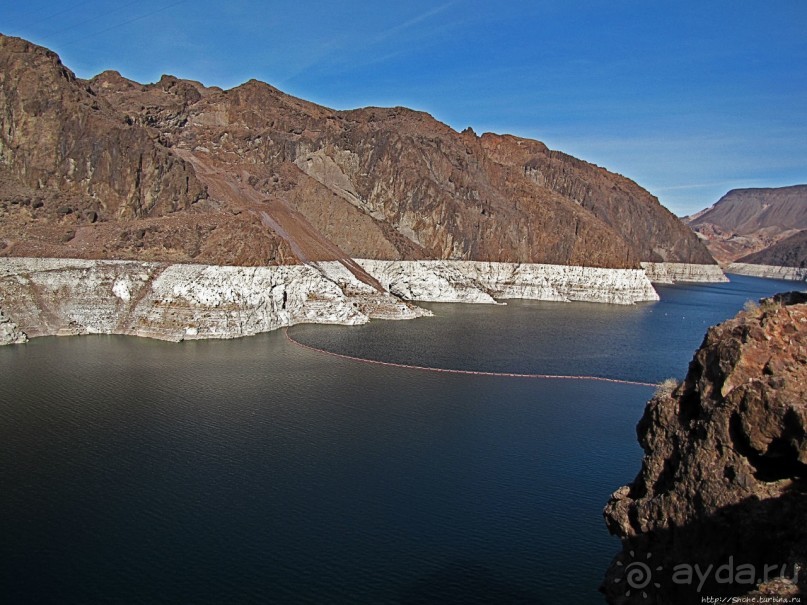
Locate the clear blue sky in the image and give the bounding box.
[3,0,806,216]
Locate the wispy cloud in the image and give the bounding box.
[279,1,459,83]
[370,1,458,45]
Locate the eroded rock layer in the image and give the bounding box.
[727,262,807,282]
[0,256,662,342]
[0,307,26,345]
[640,262,729,284]
[0,257,426,342]
[358,259,659,305]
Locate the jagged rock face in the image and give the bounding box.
[149,82,640,267]
[603,292,807,603]
[480,134,715,264]
[687,186,807,263]
[0,36,205,219]
[0,36,296,266]
[0,34,715,270]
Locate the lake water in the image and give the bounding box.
[0,274,800,604]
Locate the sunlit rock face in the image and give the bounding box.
[1,34,716,274]
[686,186,807,263]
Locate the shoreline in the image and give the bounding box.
[1,257,725,344]
[284,326,657,387]
[725,262,807,282]
[640,261,728,283]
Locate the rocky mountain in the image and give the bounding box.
[603,292,807,603]
[0,34,714,275]
[737,229,807,268]
[686,185,807,263]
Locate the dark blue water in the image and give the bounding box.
[291,275,801,385]
[0,274,800,604]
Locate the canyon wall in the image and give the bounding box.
[735,229,807,271]
[686,186,807,263]
[1,34,719,275]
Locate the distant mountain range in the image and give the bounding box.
[737,230,807,268]
[686,185,807,266]
[0,34,715,277]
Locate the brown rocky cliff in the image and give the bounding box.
[0,35,297,265]
[118,78,638,267]
[603,292,807,603]
[0,36,205,219]
[687,185,807,263]
[480,133,715,264]
[305,107,638,266]
[99,78,658,268]
[1,34,717,271]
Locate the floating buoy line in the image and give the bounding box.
[283,328,656,388]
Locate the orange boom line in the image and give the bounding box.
[283,328,656,388]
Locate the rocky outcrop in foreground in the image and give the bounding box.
[603,292,807,603]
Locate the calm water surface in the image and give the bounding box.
[0,274,800,604]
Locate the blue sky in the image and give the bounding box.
[3,0,806,216]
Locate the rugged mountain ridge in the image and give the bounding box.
[737,229,807,268]
[687,185,807,263]
[0,35,298,266]
[603,292,807,603]
[727,230,807,281]
[0,34,715,273]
